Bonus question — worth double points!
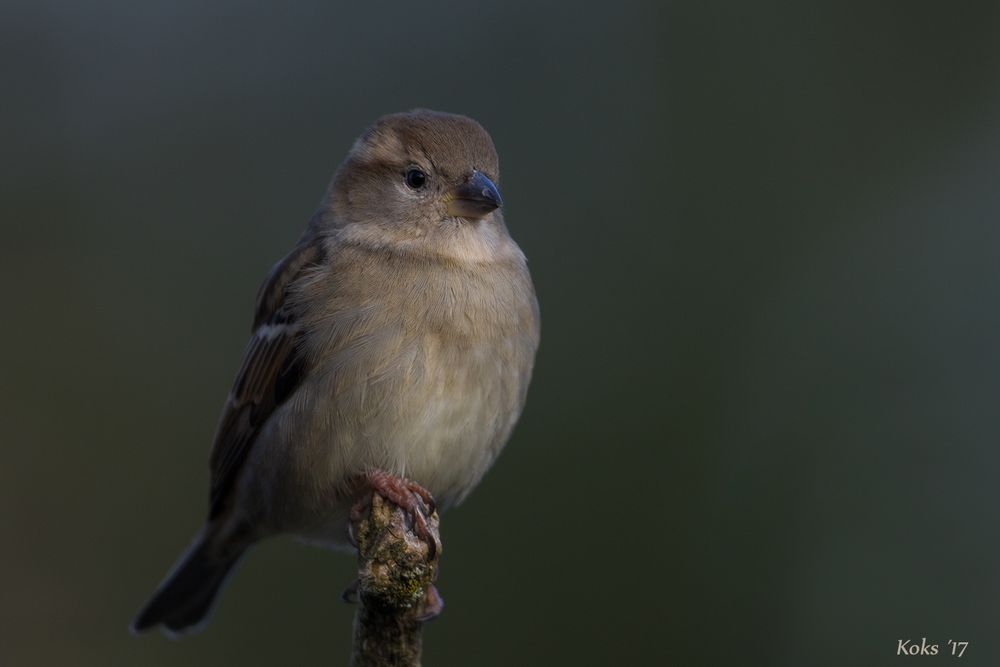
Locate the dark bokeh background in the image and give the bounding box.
[3,1,999,665]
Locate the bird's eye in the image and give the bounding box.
[405,169,427,189]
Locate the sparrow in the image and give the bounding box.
[131,109,540,636]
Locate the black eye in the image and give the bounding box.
[405,169,426,189]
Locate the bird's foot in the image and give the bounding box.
[350,470,438,559]
[415,584,444,622]
[341,578,359,603]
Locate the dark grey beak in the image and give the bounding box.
[445,170,502,220]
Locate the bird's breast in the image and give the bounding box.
[292,248,538,508]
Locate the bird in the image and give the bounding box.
[131,109,540,636]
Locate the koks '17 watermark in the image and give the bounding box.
[896,638,968,657]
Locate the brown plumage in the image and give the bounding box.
[132,110,539,636]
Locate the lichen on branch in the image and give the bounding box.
[350,493,441,667]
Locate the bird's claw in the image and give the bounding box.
[341,578,359,604]
[351,470,439,560]
[415,584,444,622]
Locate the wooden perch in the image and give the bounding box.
[350,493,442,667]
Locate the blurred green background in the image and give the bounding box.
[3,0,999,665]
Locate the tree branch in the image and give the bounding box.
[350,493,441,667]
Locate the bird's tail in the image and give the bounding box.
[130,531,246,637]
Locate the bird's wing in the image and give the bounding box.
[207,234,324,520]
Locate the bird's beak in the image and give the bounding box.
[445,171,503,220]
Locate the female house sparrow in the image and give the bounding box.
[132,110,540,636]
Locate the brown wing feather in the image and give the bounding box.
[207,236,323,519]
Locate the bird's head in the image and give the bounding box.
[327,110,503,237]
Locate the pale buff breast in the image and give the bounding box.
[244,234,539,542]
